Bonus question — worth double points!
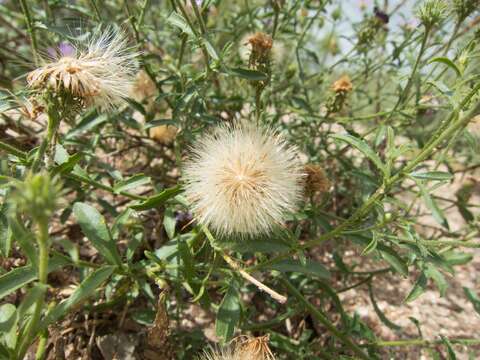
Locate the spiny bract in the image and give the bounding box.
[182,122,304,237]
[27,27,138,110]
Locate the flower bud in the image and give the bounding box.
[417,0,447,28]
[13,172,61,223]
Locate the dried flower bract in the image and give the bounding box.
[248,32,273,67]
[182,122,303,237]
[304,164,330,194]
[332,75,353,93]
[200,336,275,360]
[27,28,138,110]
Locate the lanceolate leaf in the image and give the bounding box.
[0,254,69,300]
[428,57,462,77]
[267,259,330,279]
[405,272,428,303]
[113,174,151,194]
[330,134,386,175]
[227,67,269,81]
[130,186,182,211]
[215,283,240,344]
[73,203,122,266]
[463,287,480,315]
[409,171,453,181]
[40,266,115,331]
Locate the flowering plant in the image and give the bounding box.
[0,0,479,359]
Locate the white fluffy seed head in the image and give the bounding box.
[182,122,304,238]
[27,27,138,110]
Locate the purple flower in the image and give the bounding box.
[47,42,75,58]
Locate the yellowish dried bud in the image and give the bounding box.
[131,70,157,104]
[248,32,273,68]
[149,125,178,145]
[332,75,353,93]
[248,32,273,56]
[304,164,330,194]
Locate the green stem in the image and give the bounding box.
[174,0,210,71]
[255,86,262,123]
[89,0,102,21]
[385,27,430,122]
[138,0,150,27]
[372,338,480,347]
[31,106,61,172]
[280,278,372,360]
[35,331,48,360]
[17,221,49,359]
[19,0,38,65]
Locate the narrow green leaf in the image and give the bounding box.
[203,37,219,60]
[405,272,428,303]
[330,134,386,174]
[215,283,240,344]
[73,203,122,265]
[368,283,401,331]
[227,67,268,81]
[267,259,330,279]
[163,207,176,240]
[167,12,194,36]
[51,152,83,176]
[0,304,17,350]
[113,174,151,194]
[417,182,449,229]
[440,336,457,360]
[425,264,448,297]
[0,206,11,258]
[144,119,177,130]
[379,248,408,277]
[0,254,69,300]
[443,251,473,266]
[130,186,182,211]
[362,232,378,256]
[409,171,453,181]
[17,283,47,331]
[8,216,36,266]
[463,287,480,315]
[41,266,115,330]
[428,57,462,77]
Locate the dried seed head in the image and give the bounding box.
[248,32,273,68]
[199,336,276,360]
[332,75,353,93]
[248,32,273,57]
[27,27,138,110]
[149,124,178,145]
[131,70,157,104]
[304,164,330,194]
[182,122,304,237]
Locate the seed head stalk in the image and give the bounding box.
[31,98,61,172]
